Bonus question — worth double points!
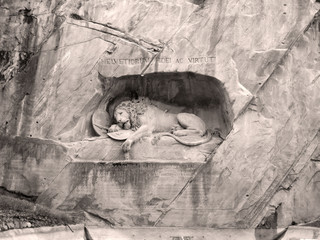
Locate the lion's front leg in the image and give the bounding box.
[122,139,134,152]
[121,125,150,152]
[108,124,122,132]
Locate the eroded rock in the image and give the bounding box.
[0,0,319,230]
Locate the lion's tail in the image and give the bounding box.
[156,131,212,146]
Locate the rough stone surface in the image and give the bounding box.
[269,133,320,227]
[36,161,204,226]
[86,226,257,240]
[0,224,84,240]
[2,225,319,240]
[0,136,69,196]
[155,12,320,228]
[0,0,319,231]
[282,226,320,240]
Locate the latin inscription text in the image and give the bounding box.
[103,56,215,65]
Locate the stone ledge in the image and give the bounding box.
[67,135,222,162]
[0,224,84,240]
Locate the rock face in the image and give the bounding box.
[0,0,319,229]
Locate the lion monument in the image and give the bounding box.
[108,99,213,153]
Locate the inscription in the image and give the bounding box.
[102,56,215,65]
[170,236,194,240]
[187,57,215,63]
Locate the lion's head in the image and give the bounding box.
[113,100,147,130]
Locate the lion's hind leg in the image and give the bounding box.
[172,128,203,136]
[176,113,206,136]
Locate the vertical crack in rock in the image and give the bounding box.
[310,74,320,85]
[140,53,163,76]
[0,9,64,118]
[36,161,71,203]
[38,37,116,53]
[306,170,320,186]
[235,10,320,120]
[35,15,66,53]
[153,152,217,226]
[84,226,94,240]
[1,10,68,135]
[255,204,283,240]
[66,16,162,53]
[247,132,319,227]
[83,210,115,227]
[51,0,66,14]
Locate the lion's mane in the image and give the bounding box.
[114,100,148,130]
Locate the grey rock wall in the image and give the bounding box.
[0,0,319,229]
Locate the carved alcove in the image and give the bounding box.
[84,72,234,162]
[37,72,235,224]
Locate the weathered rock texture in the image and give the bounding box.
[0,0,319,230]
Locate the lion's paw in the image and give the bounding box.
[151,135,160,145]
[170,124,182,134]
[108,124,122,133]
[122,139,133,152]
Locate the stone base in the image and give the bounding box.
[36,160,204,226]
[1,225,317,240]
[67,135,222,162]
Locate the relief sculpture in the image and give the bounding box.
[89,72,230,162]
[106,98,214,156]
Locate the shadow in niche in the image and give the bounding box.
[83,72,234,162]
[100,72,234,137]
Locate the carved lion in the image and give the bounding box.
[108,99,213,153]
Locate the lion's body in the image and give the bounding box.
[141,105,207,135]
[108,100,212,153]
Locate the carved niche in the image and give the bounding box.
[90,72,233,161]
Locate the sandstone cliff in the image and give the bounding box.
[0,0,319,231]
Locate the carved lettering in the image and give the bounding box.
[188,57,215,64]
[103,58,151,65]
[156,57,171,63]
[103,57,215,65]
[170,236,194,240]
